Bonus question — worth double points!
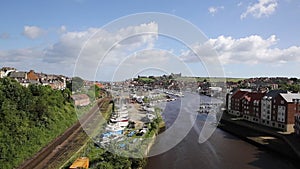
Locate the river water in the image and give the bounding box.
[146,93,297,169]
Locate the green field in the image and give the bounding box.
[175,76,245,83]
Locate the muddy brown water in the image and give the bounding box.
[146,93,297,169]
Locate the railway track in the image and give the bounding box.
[17,98,112,169]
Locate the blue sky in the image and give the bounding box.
[1,0,300,80]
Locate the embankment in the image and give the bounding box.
[219,114,300,166]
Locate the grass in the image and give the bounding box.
[172,76,245,83]
[138,77,155,83]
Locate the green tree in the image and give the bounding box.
[68,77,84,92]
[0,77,77,169]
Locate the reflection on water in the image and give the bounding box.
[147,93,297,169]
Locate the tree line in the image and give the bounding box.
[0,77,77,169]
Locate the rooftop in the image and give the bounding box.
[71,94,90,101]
[280,93,300,103]
[265,89,287,98]
[244,92,265,102]
[231,90,249,100]
[69,157,89,169]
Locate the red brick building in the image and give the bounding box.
[241,92,265,124]
[27,70,39,81]
[228,90,248,116]
[227,89,300,132]
[271,93,300,131]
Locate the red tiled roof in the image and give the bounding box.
[95,82,104,88]
[243,92,265,102]
[27,70,39,80]
[231,90,248,100]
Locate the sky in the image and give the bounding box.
[1,0,300,81]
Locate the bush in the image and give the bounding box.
[0,77,77,169]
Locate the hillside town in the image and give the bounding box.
[1,66,300,136]
[1,66,300,168]
[0,67,69,90]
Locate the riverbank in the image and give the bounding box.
[144,109,166,153]
[61,103,165,169]
[219,113,300,166]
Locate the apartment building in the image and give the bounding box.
[260,90,287,127]
[228,90,248,116]
[227,89,299,132]
[273,93,300,131]
[294,113,300,135]
[241,92,265,124]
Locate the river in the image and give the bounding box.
[146,93,297,169]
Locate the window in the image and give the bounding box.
[281,100,284,104]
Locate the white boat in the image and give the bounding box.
[118,121,129,127]
[106,123,124,132]
[110,116,129,123]
[118,110,129,115]
[147,113,156,120]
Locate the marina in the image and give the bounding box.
[93,89,174,153]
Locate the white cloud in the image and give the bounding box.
[0,47,48,74]
[0,23,159,80]
[208,7,218,14]
[5,22,300,80]
[23,26,46,39]
[0,48,40,63]
[241,0,278,19]
[180,35,300,65]
[111,49,196,81]
[43,22,159,80]
[208,6,224,16]
[44,22,158,63]
[59,25,67,33]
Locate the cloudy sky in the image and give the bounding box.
[1,0,300,81]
